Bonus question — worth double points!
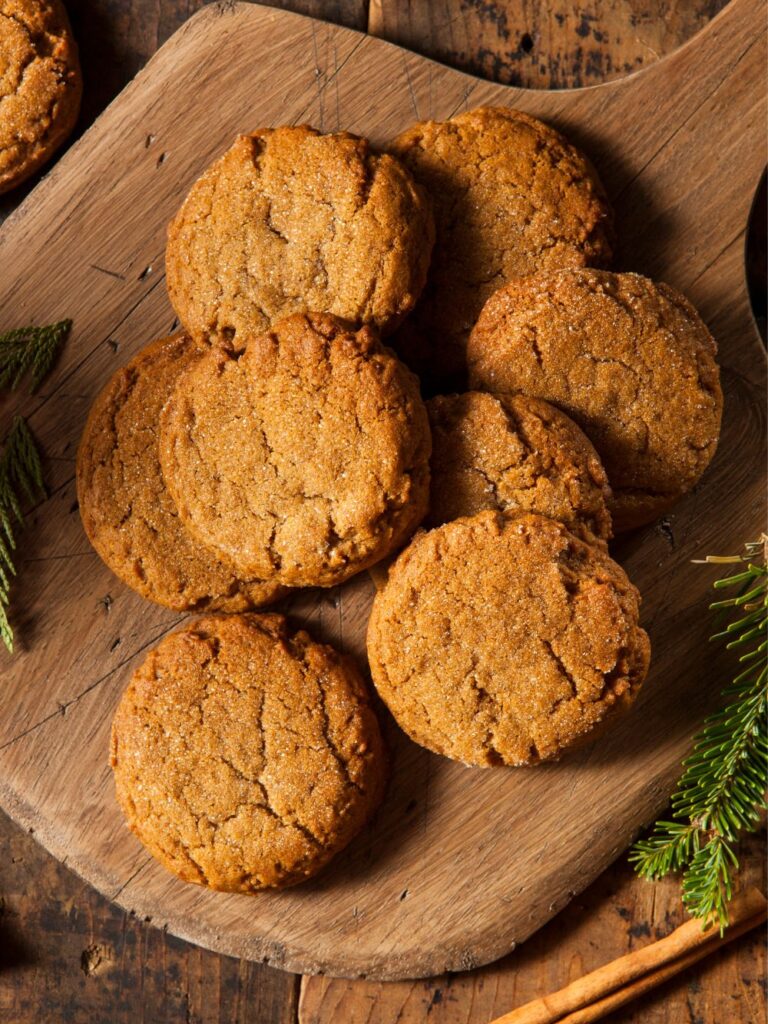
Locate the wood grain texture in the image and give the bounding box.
[0,1,760,1019]
[367,0,728,87]
[0,5,364,1019]
[0,0,724,224]
[0,0,764,986]
[0,0,368,225]
[298,833,767,1023]
[0,809,300,1024]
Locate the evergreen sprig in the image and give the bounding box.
[0,317,70,652]
[0,417,45,652]
[630,540,768,933]
[0,319,71,391]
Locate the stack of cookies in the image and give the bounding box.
[78,108,722,893]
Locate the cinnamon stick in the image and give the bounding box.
[545,911,766,1024]
[490,887,767,1024]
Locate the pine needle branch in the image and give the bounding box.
[0,319,72,392]
[0,417,45,652]
[630,539,768,933]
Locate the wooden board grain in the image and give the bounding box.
[0,0,764,982]
[298,833,767,1023]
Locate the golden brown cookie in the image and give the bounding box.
[389,106,613,389]
[77,333,286,611]
[111,613,386,891]
[367,511,650,767]
[159,313,431,588]
[166,125,434,344]
[426,391,612,543]
[467,269,723,531]
[0,0,81,194]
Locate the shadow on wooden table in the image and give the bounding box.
[0,915,36,974]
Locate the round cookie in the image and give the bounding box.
[367,511,650,767]
[166,125,435,344]
[426,391,612,543]
[0,0,81,194]
[467,269,723,531]
[77,333,286,612]
[111,613,386,891]
[389,106,613,388]
[159,313,432,588]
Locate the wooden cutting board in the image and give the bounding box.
[0,0,764,982]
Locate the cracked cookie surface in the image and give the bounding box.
[111,613,386,891]
[426,391,612,543]
[388,106,613,389]
[166,124,434,344]
[367,511,650,767]
[0,0,81,193]
[467,269,723,530]
[77,333,286,611]
[159,313,431,588]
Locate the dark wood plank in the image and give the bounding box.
[66,0,367,126]
[368,0,728,87]
[0,809,300,1024]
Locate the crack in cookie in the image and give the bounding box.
[388,106,614,389]
[0,0,81,193]
[367,512,649,767]
[159,313,432,588]
[76,332,286,611]
[166,125,435,344]
[426,391,612,543]
[111,613,387,891]
[467,268,723,530]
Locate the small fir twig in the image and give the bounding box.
[0,319,71,391]
[0,417,45,652]
[0,317,70,651]
[630,539,768,933]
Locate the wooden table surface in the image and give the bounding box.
[0,1,764,1022]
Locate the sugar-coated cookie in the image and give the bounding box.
[166,125,434,344]
[468,269,722,530]
[111,613,387,891]
[368,512,649,767]
[389,106,613,388]
[77,333,286,611]
[0,0,81,193]
[159,314,431,588]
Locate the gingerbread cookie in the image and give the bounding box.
[159,314,431,588]
[166,125,434,344]
[389,106,613,388]
[367,512,650,767]
[426,391,612,543]
[467,269,723,530]
[111,613,386,890]
[0,0,81,193]
[77,333,286,611]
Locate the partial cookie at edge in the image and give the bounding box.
[0,0,82,193]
